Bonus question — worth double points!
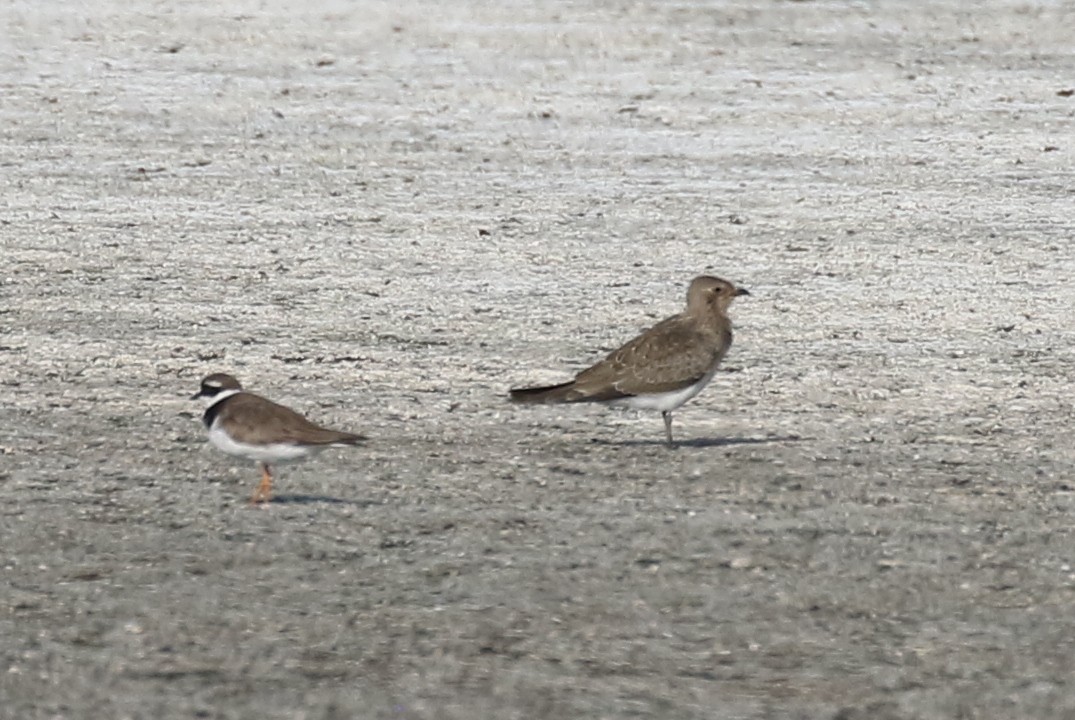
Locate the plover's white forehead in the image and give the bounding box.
[199,373,243,391]
[193,373,243,402]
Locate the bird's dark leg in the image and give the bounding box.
[662,411,676,448]
[251,463,273,505]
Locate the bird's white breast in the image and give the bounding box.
[610,364,721,412]
[207,422,316,464]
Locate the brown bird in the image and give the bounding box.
[190,373,365,504]
[510,275,749,446]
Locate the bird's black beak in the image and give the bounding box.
[190,391,202,400]
[735,288,751,297]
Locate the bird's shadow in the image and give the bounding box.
[263,494,374,506]
[589,434,804,449]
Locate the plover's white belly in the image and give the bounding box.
[208,424,316,464]
[610,364,719,412]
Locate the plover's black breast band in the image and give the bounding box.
[202,394,239,429]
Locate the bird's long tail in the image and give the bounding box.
[509,381,579,404]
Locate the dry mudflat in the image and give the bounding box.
[2,1,1075,718]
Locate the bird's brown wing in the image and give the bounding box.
[571,316,730,400]
[217,393,365,446]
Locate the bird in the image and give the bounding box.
[510,275,749,446]
[190,373,365,504]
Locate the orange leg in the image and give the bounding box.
[250,463,273,506]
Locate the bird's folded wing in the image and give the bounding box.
[219,394,364,446]
[573,322,723,399]
[285,421,365,446]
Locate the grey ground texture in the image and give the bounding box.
[2,0,1075,718]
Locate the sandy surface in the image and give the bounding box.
[3,0,1075,717]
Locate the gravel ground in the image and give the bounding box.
[3,1,1075,718]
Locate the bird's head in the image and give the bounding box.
[191,373,243,403]
[687,275,749,315]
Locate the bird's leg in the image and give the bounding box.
[251,463,273,505]
[662,411,676,448]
